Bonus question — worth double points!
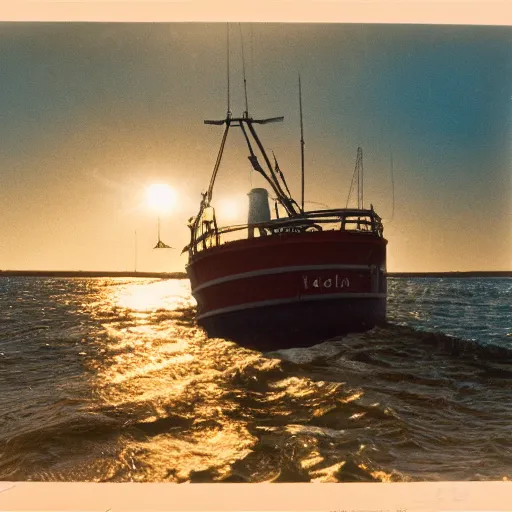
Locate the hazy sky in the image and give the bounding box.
[0,22,510,272]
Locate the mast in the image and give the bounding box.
[203,24,233,206]
[200,24,300,220]
[239,23,249,117]
[299,73,305,213]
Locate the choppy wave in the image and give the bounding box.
[0,277,510,482]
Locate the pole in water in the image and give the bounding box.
[299,73,305,213]
[154,217,174,249]
[134,230,137,272]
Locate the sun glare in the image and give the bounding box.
[217,196,248,223]
[146,184,176,214]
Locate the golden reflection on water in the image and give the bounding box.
[115,279,191,312]
[3,277,511,483]
[81,279,272,481]
[75,278,387,482]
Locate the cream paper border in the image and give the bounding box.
[0,481,512,510]
[0,0,511,24]
[0,1,511,511]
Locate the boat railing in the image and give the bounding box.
[186,208,384,256]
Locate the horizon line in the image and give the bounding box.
[0,270,511,278]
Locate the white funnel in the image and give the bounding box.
[248,188,270,238]
[248,188,270,225]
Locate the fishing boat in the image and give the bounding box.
[184,34,387,349]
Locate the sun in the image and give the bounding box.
[146,184,176,214]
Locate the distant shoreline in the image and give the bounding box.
[387,271,511,278]
[0,270,188,279]
[0,270,510,278]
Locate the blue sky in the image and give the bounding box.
[0,23,510,271]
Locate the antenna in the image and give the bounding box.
[226,23,231,115]
[251,24,255,94]
[360,147,364,209]
[239,23,249,116]
[299,73,305,213]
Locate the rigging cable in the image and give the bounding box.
[346,164,357,208]
[305,200,330,209]
[346,147,363,209]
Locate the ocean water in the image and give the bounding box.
[0,276,510,483]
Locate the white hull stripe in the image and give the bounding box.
[191,264,373,294]
[196,292,386,321]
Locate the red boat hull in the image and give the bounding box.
[187,230,387,349]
